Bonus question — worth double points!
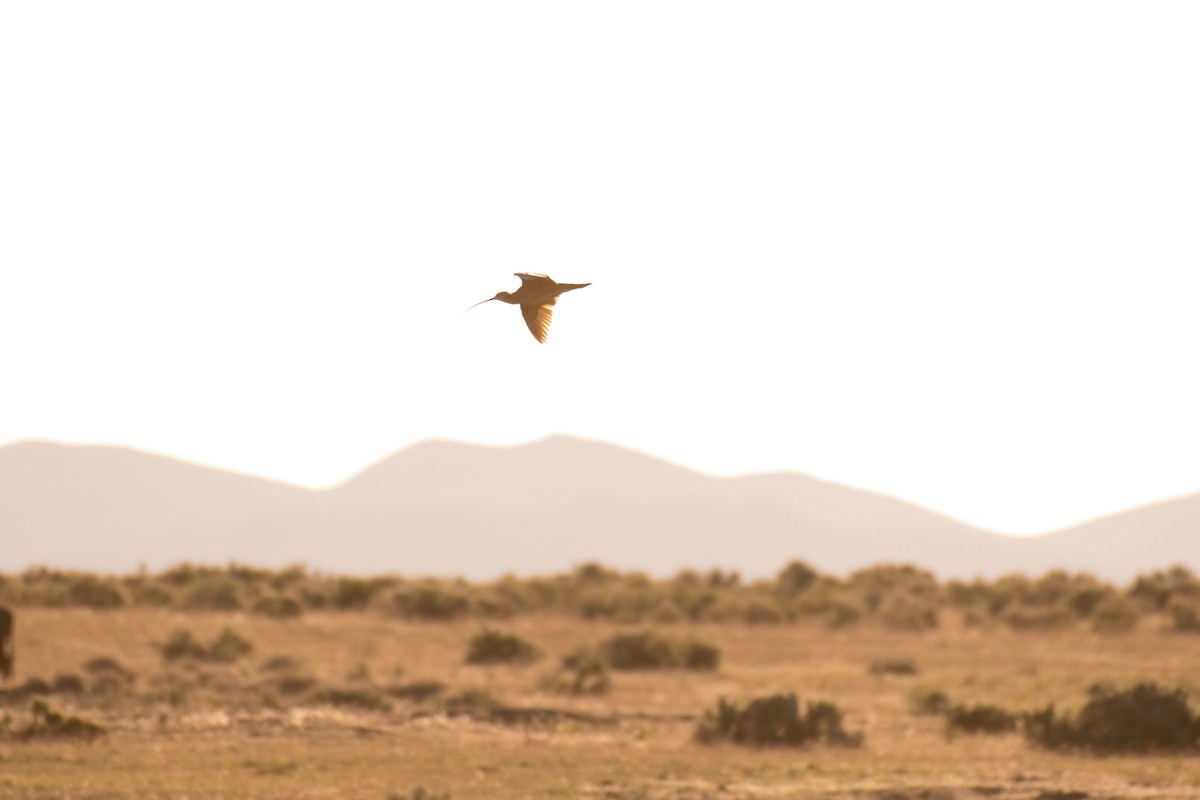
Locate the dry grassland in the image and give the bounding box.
[1,608,1198,799]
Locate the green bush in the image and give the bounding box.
[776,560,819,597]
[391,587,471,620]
[600,632,719,672]
[20,699,105,739]
[67,576,128,609]
[695,693,862,747]
[1025,683,1200,753]
[1090,596,1140,633]
[206,628,254,662]
[251,594,303,618]
[909,688,950,715]
[1167,598,1200,632]
[179,578,244,611]
[160,630,209,661]
[945,703,1018,735]
[160,628,253,662]
[309,687,391,712]
[869,659,918,676]
[464,629,540,666]
[540,650,610,695]
[1002,604,1075,631]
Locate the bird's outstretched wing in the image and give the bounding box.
[521,302,555,344]
[515,273,555,290]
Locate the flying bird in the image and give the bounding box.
[467,273,591,343]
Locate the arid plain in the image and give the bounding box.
[3,591,1199,800]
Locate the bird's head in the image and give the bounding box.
[465,291,513,313]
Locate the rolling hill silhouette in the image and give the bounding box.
[0,437,1194,581]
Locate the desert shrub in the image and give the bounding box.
[309,687,391,712]
[160,628,252,662]
[84,656,134,683]
[159,563,221,587]
[332,577,386,610]
[1128,565,1200,610]
[386,787,450,800]
[600,632,720,672]
[847,564,940,613]
[131,583,175,607]
[1025,682,1200,753]
[910,688,950,715]
[540,650,610,695]
[67,576,128,609]
[19,699,105,739]
[179,577,244,611]
[695,693,862,747]
[739,598,786,624]
[207,628,254,662]
[391,586,471,620]
[1167,598,1200,632]
[1090,596,1140,633]
[1002,604,1075,631]
[878,594,939,630]
[387,680,447,702]
[272,675,317,695]
[945,703,1019,735]
[465,629,540,665]
[776,560,819,597]
[251,594,303,618]
[442,687,501,716]
[84,659,134,694]
[260,655,302,672]
[869,659,918,676]
[51,674,85,693]
[161,630,209,661]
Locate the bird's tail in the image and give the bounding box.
[558,282,591,293]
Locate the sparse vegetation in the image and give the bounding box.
[944,702,1020,735]
[160,627,253,662]
[539,649,611,695]
[600,632,719,671]
[464,629,541,665]
[695,693,862,747]
[1025,682,1200,753]
[17,698,105,739]
[869,658,918,676]
[2,561,1196,635]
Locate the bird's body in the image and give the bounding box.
[470,273,591,343]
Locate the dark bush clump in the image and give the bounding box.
[51,674,86,694]
[945,703,1019,735]
[1025,682,1200,753]
[309,687,391,712]
[869,659,918,676]
[1167,598,1200,632]
[540,650,610,695]
[160,630,209,661]
[695,693,862,747]
[1090,597,1140,633]
[909,688,950,715]
[391,587,471,620]
[600,632,720,672]
[206,628,254,662]
[251,594,303,618]
[160,628,253,662]
[465,629,541,665]
[19,699,105,739]
[67,576,128,609]
[179,578,243,611]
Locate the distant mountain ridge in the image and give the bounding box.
[0,437,1196,582]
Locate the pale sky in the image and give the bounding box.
[2,2,1198,536]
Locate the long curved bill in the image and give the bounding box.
[463,297,494,313]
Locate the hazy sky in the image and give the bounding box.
[3,2,1198,536]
